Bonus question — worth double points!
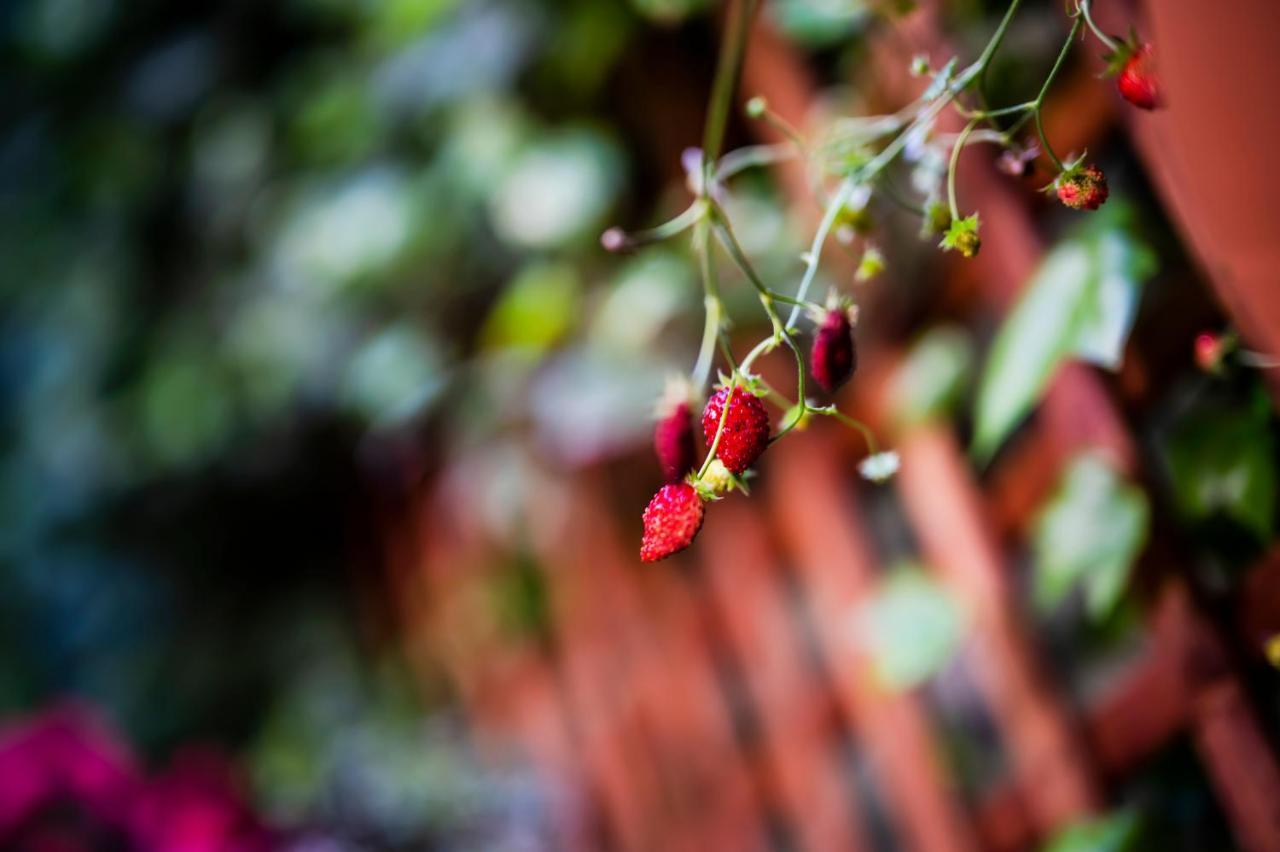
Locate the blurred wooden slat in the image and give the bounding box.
[770,432,981,852]
[699,499,871,852]
[532,477,768,852]
[896,425,1103,832]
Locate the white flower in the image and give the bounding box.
[858,451,900,483]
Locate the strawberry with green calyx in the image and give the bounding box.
[1104,33,1162,111]
[940,214,980,258]
[640,482,705,562]
[1052,159,1108,211]
[808,293,859,394]
[701,383,770,474]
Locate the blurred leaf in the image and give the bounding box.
[362,0,461,50]
[341,324,445,425]
[1032,454,1148,620]
[1042,809,1142,852]
[854,567,962,690]
[888,325,974,427]
[972,207,1156,462]
[480,262,581,354]
[629,0,709,23]
[589,249,693,355]
[287,70,384,167]
[769,0,871,47]
[1164,392,1276,541]
[488,129,624,249]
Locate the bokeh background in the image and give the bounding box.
[2,0,1279,849]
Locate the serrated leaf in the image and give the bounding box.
[1032,454,1148,620]
[972,205,1155,463]
[1163,391,1276,541]
[852,568,962,690]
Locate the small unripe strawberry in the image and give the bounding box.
[1055,164,1108,211]
[810,307,858,393]
[654,398,696,482]
[701,385,770,474]
[1194,332,1226,373]
[1117,44,1161,110]
[640,482,705,562]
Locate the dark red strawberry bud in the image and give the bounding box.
[1117,44,1161,110]
[1055,164,1109,211]
[810,307,857,393]
[640,482,705,562]
[654,398,696,482]
[701,385,770,474]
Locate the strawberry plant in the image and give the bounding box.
[606,0,1162,560]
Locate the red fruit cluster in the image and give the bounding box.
[1117,44,1161,110]
[701,386,770,474]
[653,399,695,482]
[1055,164,1109,211]
[810,308,857,393]
[640,482,705,562]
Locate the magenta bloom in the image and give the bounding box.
[0,705,141,847]
[0,705,275,852]
[131,748,274,852]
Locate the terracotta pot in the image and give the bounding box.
[1130,0,1280,400]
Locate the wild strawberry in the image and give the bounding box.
[640,482,705,562]
[810,305,858,393]
[653,380,697,482]
[1054,164,1108,211]
[1194,332,1226,373]
[1117,44,1161,110]
[701,385,770,474]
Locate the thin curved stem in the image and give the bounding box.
[1032,16,1083,173]
[701,0,758,186]
[1077,0,1119,52]
[947,118,980,220]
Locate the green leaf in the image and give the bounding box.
[854,567,962,690]
[479,262,582,354]
[1164,392,1276,541]
[972,205,1155,463]
[1041,809,1143,852]
[1032,454,1149,620]
[887,325,974,427]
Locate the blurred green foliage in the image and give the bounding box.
[972,204,1156,462]
[1032,453,1149,620]
[854,566,963,691]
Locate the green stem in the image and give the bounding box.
[701,0,758,188]
[947,118,980,221]
[1077,0,1119,52]
[715,144,796,182]
[819,407,880,455]
[786,179,852,328]
[1032,17,1083,173]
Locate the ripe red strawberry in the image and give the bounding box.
[654,398,696,482]
[1055,164,1108,211]
[640,482,705,562]
[701,386,770,474]
[1117,44,1161,110]
[810,307,857,393]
